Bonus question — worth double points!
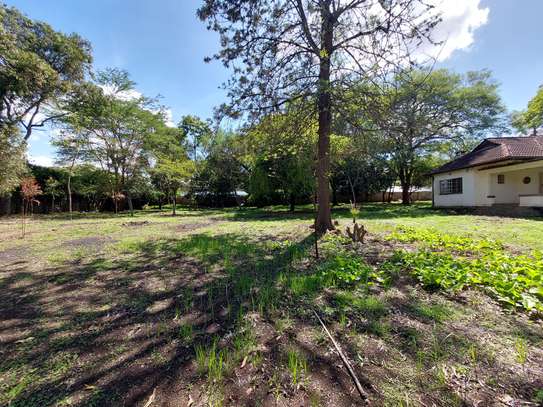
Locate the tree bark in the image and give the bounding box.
[315,9,334,233]
[289,192,296,212]
[331,182,338,206]
[401,183,410,205]
[67,174,73,220]
[172,189,177,216]
[127,192,134,216]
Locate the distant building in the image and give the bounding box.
[368,185,432,203]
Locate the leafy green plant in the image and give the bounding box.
[382,228,543,313]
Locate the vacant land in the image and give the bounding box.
[1,203,542,407]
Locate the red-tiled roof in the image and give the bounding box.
[431,135,543,174]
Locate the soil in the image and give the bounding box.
[0,217,541,407]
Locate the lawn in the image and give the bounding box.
[0,203,542,406]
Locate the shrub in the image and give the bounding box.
[384,227,543,312]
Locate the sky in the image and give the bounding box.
[6,0,543,166]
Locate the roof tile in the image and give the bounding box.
[432,135,543,174]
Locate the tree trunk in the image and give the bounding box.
[158,196,163,211]
[21,198,25,238]
[331,182,338,206]
[315,12,334,233]
[401,183,410,205]
[289,192,295,212]
[67,174,74,219]
[127,192,134,216]
[347,175,356,208]
[172,189,177,216]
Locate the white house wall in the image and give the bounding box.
[484,167,541,204]
[433,169,480,207]
[433,161,543,207]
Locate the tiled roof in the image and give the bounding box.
[431,134,543,174]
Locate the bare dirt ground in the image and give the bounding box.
[0,208,542,407]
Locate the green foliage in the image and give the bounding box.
[287,235,387,297]
[387,225,503,253]
[189,130,247,207]
[194,339,226,382]
[512,85,543,134]
[0,125,26,194]
[0,4,92,140]
[385,227,543,312]
[355,68,507,203]
[245,111,316,208]
[58,69,168,212]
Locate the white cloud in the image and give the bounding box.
[424,0,489,61]
[100,84,143,101]
[28,154,55,167]
[163,108,176,128]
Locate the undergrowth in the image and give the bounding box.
[385,226,543,313]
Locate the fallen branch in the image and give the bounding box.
[313,309,369,402]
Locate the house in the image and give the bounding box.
[430,134,543,209]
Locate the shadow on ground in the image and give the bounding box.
[1,219,541,406]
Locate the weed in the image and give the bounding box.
[179,324,193,343]
[408,301,453,323]
[195,339,227,383]
[274,316,293,333]
[534,389,543,404]
[286,348,307,386]
[515,337,528,364]
[384,248,543,313]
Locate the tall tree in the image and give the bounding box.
[179,115,213,162]
[359,69,507,204]
[60,69,165,214]
[52,130,86,219]
[246,111,316,210]
[0,5,92,140]
[0,125,26,195]
[512,85,543,135]
[190,130,248,207]
[44,176,62,213]
[148,126,194,215]
[198,0,440,232]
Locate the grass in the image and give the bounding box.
[1,203,542,406]
[286,348,308,386]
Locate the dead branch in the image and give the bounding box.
[313,309,369,402]
[346,222,366,243]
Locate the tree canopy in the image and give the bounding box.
[512,84,543,135]
[198,0,441,231]
[0,4,92,140]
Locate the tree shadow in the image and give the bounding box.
[0,230,318,406]
[2,224,541,406]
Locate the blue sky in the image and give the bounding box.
[6,0,543,166]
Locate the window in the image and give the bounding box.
[497,174,505,184]
[439,177,463,195]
